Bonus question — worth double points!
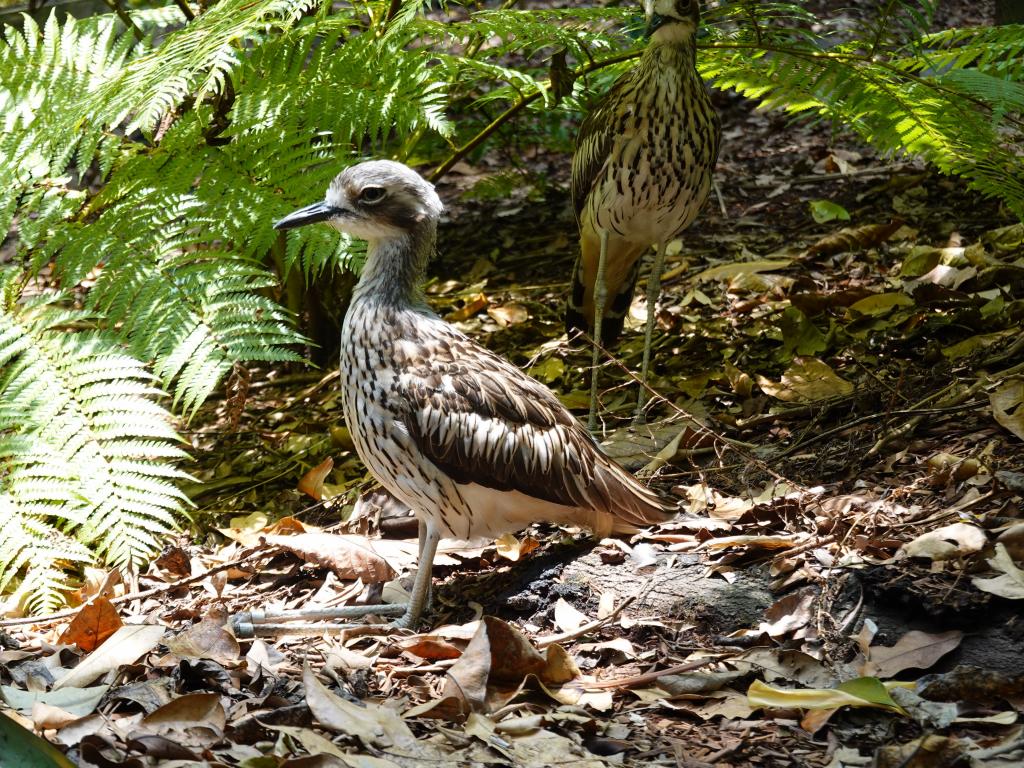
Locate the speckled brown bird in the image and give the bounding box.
[261,160,674,632]
[566,0,721,428]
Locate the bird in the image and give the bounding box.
[565,0,721,429]
[243,160,675,634]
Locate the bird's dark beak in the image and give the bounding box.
[273,200,340,230]
[645,12,666,37]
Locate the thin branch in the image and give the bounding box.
[868,0,900,58]
[100,0,144,42]
[0,550,270,629]
[428,49,640,183]
[174,0,196,22]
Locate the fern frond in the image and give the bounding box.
[96,0,319,133]
[700,30,1024,216]
[0,276,189,587]
[0,493,92,614]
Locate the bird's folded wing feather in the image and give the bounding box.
[571,73,634,222]
[396,337,670,526]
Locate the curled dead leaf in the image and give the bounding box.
[267,532,398,582]
[806,219,903,257]
[990,378,1024,441]
[902,523,986,561]
[297,457,334,501]
[442,616,582,716]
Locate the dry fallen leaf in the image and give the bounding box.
[0,684,109,718]
[494,532,539,562]
[401,634,467,661]
[873,734,968,768]
[265,723,403,768]
[164,612,240,664]
[0,710,77,768]
[297,456,334,501]
[861,630,963,678]
[487,302,528,327]
[990,378,1024,441]
[901,523,987,561]
[696,259,792,282]
[997,522,1024,561]
[217,511,270,545]
[58,597,122,653]
[553,598,589,633]
[757,590,816,639]
[303,663,417,751]
[731,648,835,688]
[267,532,398,582]
[442,616,583,716]
[757,357,854,403]
[446,292,489,321]
[748,677,910,715]
[52,624,165,690]
[806,219,903,257]
[139,692,225,748]
[972,543,1024,599]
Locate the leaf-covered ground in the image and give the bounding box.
[3,3,1024,767]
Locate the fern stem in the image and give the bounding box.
[101,0,144,42]
[869,0,900,57]
[174,0,196,22]
[742,1,763,46]
[429,48,640,182]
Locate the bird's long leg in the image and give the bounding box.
[634,238,670,424]
[391,519,440,630]
[228,517,436,638]
[588,227,610,432]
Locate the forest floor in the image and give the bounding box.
[3,1,1024,767]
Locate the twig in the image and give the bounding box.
[788,163,914,184]
[972,736,1024,760]
[382,659,457,677]
[429,49,640,183]
[712,178,727,216]
[867,360,1024,457]
[173,0,195,21]
[0,550,270,629]
[100,0,144,42]
[775,402,984,459]
[582,657,723,690]
[982,332,1024,368]
[534,580,652,649]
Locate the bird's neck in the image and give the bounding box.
[644,32,698,71]
[353,224,435,308]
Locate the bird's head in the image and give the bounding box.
[274,160,443,242]
[644,0,700,43]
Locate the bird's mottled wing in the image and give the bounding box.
[395,333,668,525]
[571,73,633,222]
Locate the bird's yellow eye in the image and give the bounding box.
[360,186,387,204]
